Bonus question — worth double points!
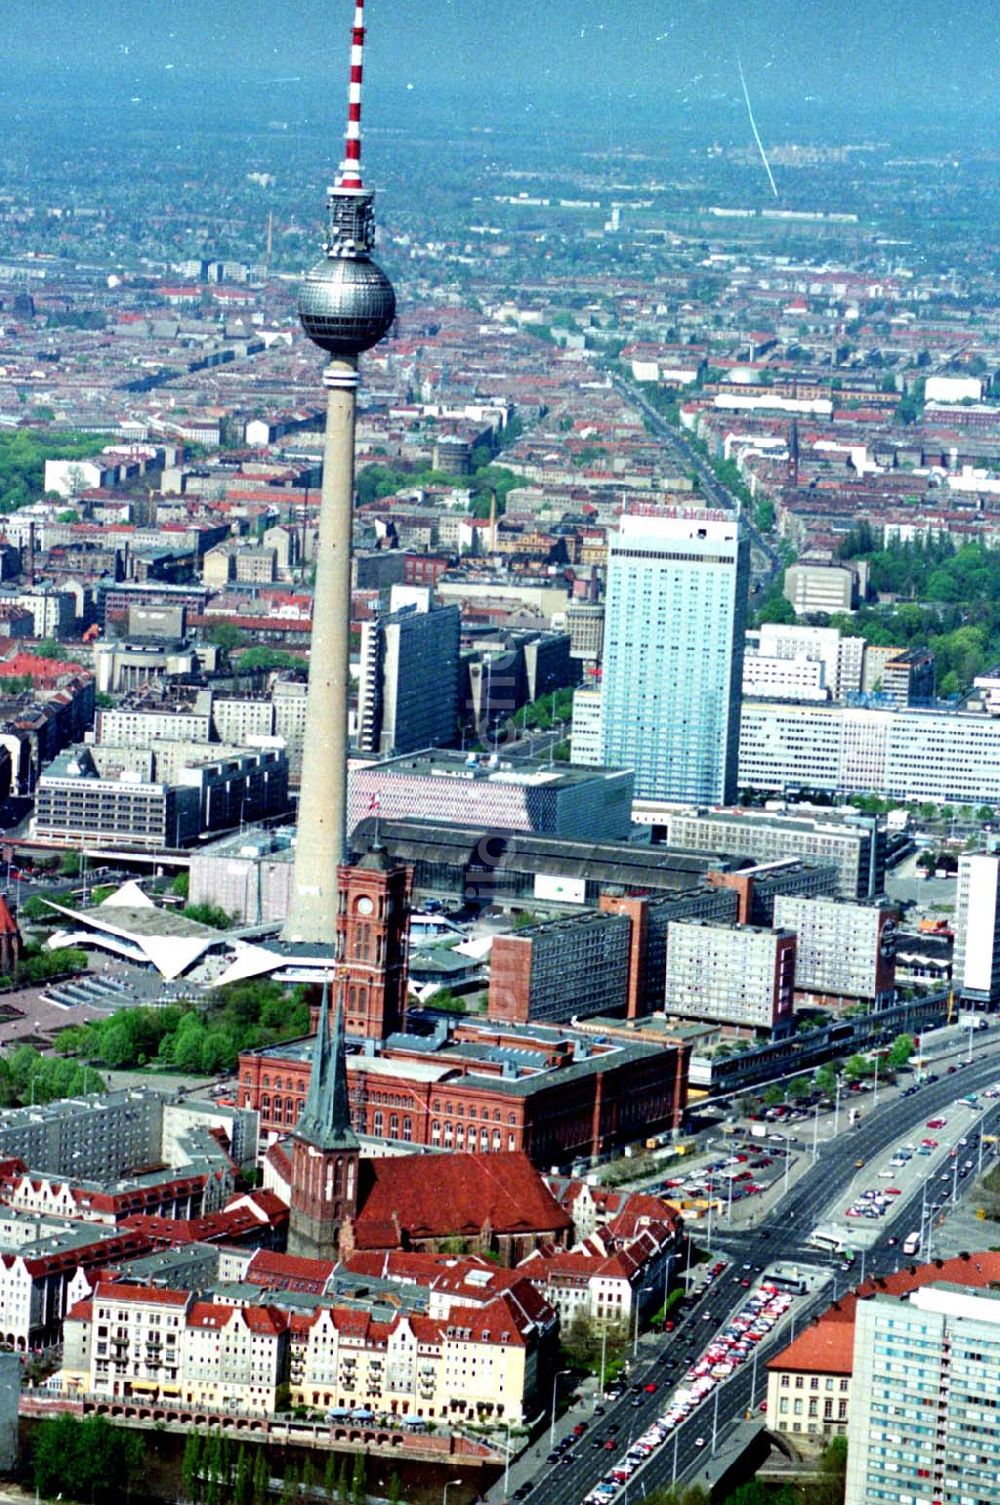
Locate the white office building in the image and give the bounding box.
[953,853,1000,1008]
[570,686,603,767]
[742,624,866,702]
[739,699,1000,807]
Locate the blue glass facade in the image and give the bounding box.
[601,507,748,804]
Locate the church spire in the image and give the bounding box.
[296,986,358,1153]
[298,981,330,1136]
[324,994,357,1147]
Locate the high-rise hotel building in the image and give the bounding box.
[846,1283,1000,1505]
[601,505,748,804]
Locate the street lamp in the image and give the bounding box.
[632,1285,655,1359]
[502,1418,512,1502]
[443,1480,463,1505]
[549,1368,571,1450]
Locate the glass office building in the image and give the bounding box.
[601,505,748,804]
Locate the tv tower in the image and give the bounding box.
[282,0,396,944]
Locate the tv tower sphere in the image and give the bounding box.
[298,244,396,356]
[297,0,395,358]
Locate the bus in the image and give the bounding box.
[766,1271,808,1295]
[807,1231,856,1264]
[902,1231,921,1257]
[807,1231,846,1255]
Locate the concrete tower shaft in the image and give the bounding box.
[282,0,396,944]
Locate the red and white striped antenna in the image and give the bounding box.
[336,0,367,192]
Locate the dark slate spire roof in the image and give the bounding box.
[295,985,359,1153]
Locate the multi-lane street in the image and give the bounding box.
[492,1045,1000,1505]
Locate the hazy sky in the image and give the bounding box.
[7,0,999,131]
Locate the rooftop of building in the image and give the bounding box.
[498,910,629,941]
[350,817,728,891]
[353,748,628,789]
[667,805,879,836]
[113,1244,221,1284]
[670,918,795,939]
[248,1016,675,1097]
[0,1084,161,1134]
[352,1150,572,1245]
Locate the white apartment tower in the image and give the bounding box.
[846,1284,1000,1505]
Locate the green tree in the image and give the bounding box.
[21,893,58,922]
[386,1474,402,1505]
[349,1452,365,1505]
[33,1414,142,1504]
[234,1446,254,1505]
[204,621,247,654]
[802,1433,848,1505]
[814,1063,839,1099]
[281,1464,299,1505]
[724,1484,796,1505]
[252,1447,270,1505]
[843,1053,872,1081]
[754,586,796,626]
[183,902,234,930]
[424,987,464,1013]
[60,850,81,877]
[173,871,191,900]
[35,638,78,660]
[763,1083,786,1107]
[236,646,304,674]
[203,1431,223,1505]
[887,1033,916,1071]
[753,499,776,531]
[323,1453,339,1503]
[182,1430,204,1502]
[787,1075,811,1100]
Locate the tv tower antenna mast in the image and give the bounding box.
[283,0,396,945]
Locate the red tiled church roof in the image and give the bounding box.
[353,1152,572,1245]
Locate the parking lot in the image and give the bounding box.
[652,1140,792,1224]
[823,1075,1000,1251]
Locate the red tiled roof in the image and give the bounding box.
[188,1301,235,1329]
[241,1305,287,1336]
[245,1249,334,1294]
[93,1281,189,1306]
[354,1152,571,1244]
[768,1250,1000,1376]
